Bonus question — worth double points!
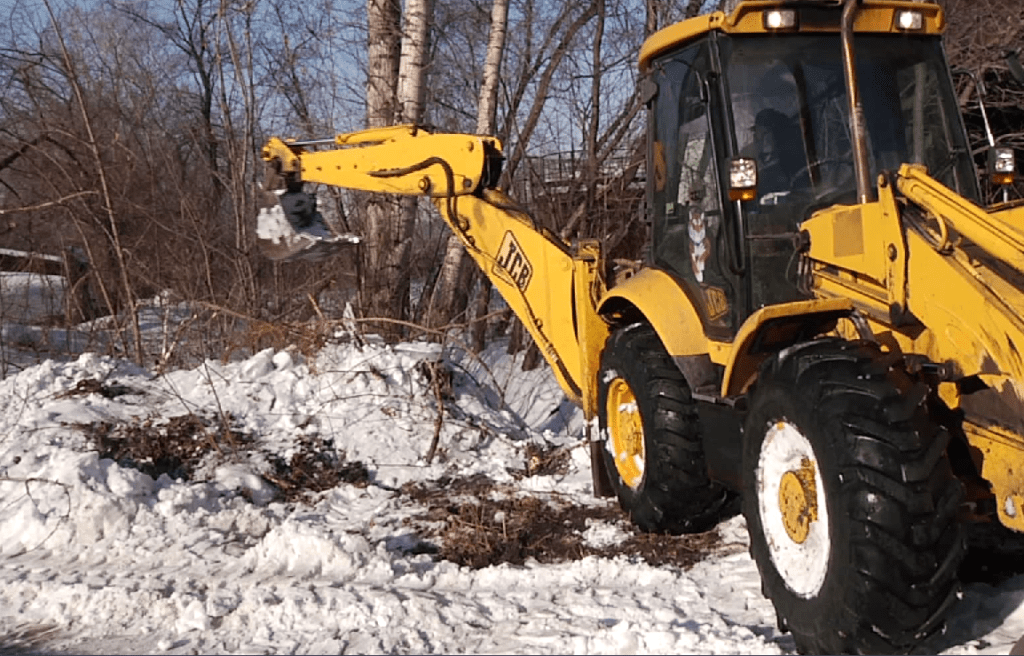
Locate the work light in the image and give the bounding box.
[989,147,1016,185]
[895,10,923,31]
[763,9,797,31]
[729,158,758,201]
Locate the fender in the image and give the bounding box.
[597,268,710,359]
[720,298,855,397]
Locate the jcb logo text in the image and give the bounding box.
[494,231,533,291]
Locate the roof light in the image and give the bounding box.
[895,10,923,31]
[763,9,797,31]
[729,158,757,202]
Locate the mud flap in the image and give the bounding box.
[256,190,360,263]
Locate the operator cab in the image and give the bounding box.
[642,1,978,337]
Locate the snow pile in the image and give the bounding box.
[0,339,1021,653]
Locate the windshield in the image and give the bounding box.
[722,34,979,221]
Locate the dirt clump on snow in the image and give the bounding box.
[83,413,253,482]
[59,377,144,400]
[81,415,368,502]
[264,436,370,502]
[401,474,722,570]
[513,443,573,479]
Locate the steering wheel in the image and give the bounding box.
[789,158,855,193]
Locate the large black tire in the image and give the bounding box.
[742,338,965,654]
[598,323,729,534]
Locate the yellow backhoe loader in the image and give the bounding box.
[257,0,1024,652]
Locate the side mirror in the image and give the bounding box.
[729,158,757,202]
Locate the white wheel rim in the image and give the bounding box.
[757,420,830,598]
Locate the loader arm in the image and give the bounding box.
[803,164,1024,529]
[260,125,610,411]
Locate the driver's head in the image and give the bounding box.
[754,108,790,168]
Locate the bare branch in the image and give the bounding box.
[0,190,98,215]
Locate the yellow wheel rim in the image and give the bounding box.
[606,378,645,489]
[778,457,818,544]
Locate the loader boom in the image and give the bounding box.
[260,125,610,412]
[802,164,1024,530]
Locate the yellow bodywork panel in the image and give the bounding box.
[963,423,1024,531]
[802,204,887,284]
[801,175,909,318]
[597,268,709,358]
[639,0,944,72]
[597,270,852,398]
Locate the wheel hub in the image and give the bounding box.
[778,458,818,544]
[606,378,645,489]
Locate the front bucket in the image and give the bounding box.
[256,189,360,263]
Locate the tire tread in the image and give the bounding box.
[599,324,729,534]
[742,338,965,654]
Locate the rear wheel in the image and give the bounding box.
[598,323,728,534]
[743,338,965,654]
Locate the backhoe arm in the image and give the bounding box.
[261,126,502,198]
[260,125,610,411]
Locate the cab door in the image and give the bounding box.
[647,39,744,340]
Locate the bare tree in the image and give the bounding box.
[390,0,433,330]
[424,0,509,331]
[111,0,222,178]
[397,0,432,125]
[360,0,406,335]
[41,0,145,363]
[501,1,600,185]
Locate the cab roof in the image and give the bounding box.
[639,0,945,72]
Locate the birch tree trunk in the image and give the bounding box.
[475,0,509,137]
[425,0,509,332]
[392,0,432,334]
[397,0,431,125]
[361,0,403,336]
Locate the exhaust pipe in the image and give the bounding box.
[841,0,874,203]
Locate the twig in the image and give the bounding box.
[198,360,232,453]
[308,293,327,321]
[0,190,99,215]
[156,308,199,375]
[0,476,72,555]
[424,334,450,464]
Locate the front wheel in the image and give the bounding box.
[598,323,729,534]
[743,339,965,654]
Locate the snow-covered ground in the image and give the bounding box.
[2,306,1024,652]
